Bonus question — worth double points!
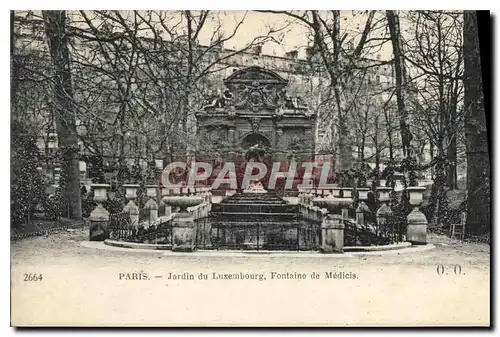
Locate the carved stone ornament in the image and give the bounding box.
[250,117,261,133]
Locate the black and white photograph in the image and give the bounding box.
[9,8,491,327]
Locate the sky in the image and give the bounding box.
[193,11,393,60]
[59,10,394,60]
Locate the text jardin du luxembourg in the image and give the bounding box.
[166,271,357,281]
[118,271,358,281]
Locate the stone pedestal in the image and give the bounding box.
[89,204,110,241]
[145,198,158,225]
[407,207,427,244]
[171,213,197,252]
[355,201,370,226]
[123,201,139,227]
[341,208,349,220]
[406,186,428,244]
[321,214,344,253]
[89,184,110,241]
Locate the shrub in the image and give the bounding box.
[44,191,63,221]
[81,190,96,218]
[11,120,46,228]
[104,198,125,214]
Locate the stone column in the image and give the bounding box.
[321,214,344,253]
[123,184,140,227]
[89,184,110,241]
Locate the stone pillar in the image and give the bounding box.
[144,199,158,224]
[341,208,349,221]
[321,214,344,253]
[406,186,428,244]
[89,184,110,241]
[407,209,427,244]
[123,184,140,227]
[145,185,159,226]
[356,205,364,225]
[172,213,197,252]
[356,201,370,226]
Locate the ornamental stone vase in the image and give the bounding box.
[341,188,352,199]
[123,184,140,201]
[145,185,158,198]
[313,194,353,214]
[376,186,392,203]
[357,188,370,201]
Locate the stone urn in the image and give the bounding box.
[330,187,341,197]
[163,195,204,213]
[163,195,204,252]
[376,186,392,203]
[357,188,370,201]
[406,186,428,245]
[145,185,158,198]
[92,183,109,204]
[313,194,353,214]
[340,188,353,198]
[123,184,140,201]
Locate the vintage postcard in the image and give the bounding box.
[10,9,490,327]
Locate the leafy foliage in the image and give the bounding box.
[11,120,46,228]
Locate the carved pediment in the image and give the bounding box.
[224,66,288,85]
[223,67,288,112]
[200,66,311,115]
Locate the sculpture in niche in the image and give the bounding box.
[202,89,235,111]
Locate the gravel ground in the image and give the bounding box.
[10,228,490,270]
[10,228,490,326]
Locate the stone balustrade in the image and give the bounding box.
[297,181,430,248]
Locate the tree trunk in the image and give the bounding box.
[386,10,411,158]
[43,11,82,219]
[446,136,457,189]
[463,11,490,235]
